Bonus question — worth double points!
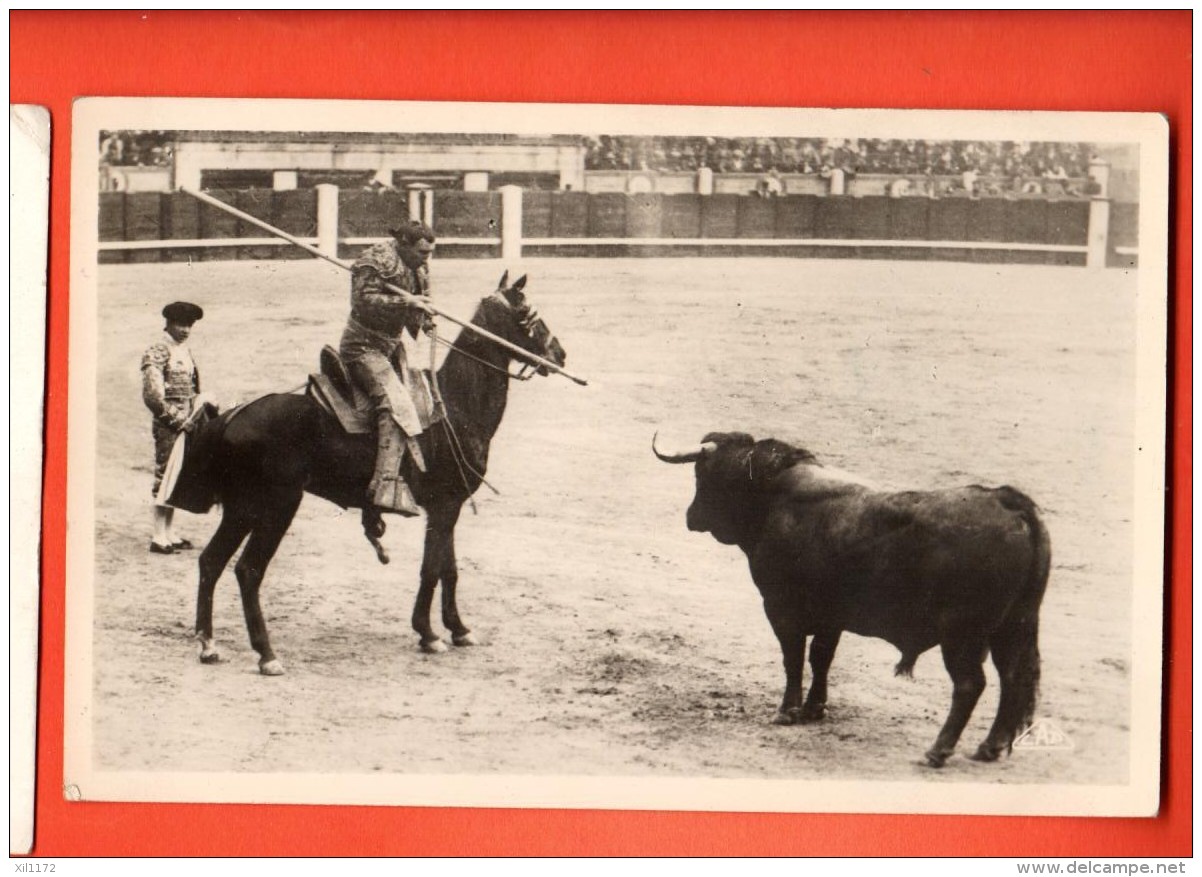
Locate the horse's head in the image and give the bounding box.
[480,271,567,376]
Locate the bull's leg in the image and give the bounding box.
[233,491,302,676]
[974,615,1041,762]
[925,639,989,767]
[194,508,253,664]
[764,602,807,725]
[800,629,842,722]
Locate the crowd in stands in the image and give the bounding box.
[100,131,173,167]
[583,136,1093,181]
[98,131,1095,199]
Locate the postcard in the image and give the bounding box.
[66,97,1167,816]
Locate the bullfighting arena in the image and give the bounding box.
[88,256,1137,789]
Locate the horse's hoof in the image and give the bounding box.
[772,708,803,726]
[452,632,478,647]
[259,659,286,676]
[923,749,950,768]
[197,637,220,664]
[799,704,827,723]
[420,638,449,654]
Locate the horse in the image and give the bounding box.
[186,272,567,675]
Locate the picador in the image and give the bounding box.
[339,219,439,517]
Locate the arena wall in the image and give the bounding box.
[97,188,1135,268]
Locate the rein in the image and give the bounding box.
[432,335,534,381]
[425,293,550,512]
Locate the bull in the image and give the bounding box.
[653,431,1051,767]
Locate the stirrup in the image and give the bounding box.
[370,476,419,517]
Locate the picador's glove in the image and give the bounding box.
[404,302,435,336]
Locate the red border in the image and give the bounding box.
[12,10,1191,857]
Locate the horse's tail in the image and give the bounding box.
[993,486,1052,733]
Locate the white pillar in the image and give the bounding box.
[697,166,714,195]
[1087,199,1110,269]
[372,167,393,188]
[829,168,846,196]
[559,146,586,192]
[500,185,523,263]
[463,172,489,192]
[1086,158,1112,268]
[316,183,339,257]
[1088,158,1111,199]
[173,153,202,191]
[407,186,433,226]
[272,170,298,191]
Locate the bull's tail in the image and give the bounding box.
[993,486,1052,739]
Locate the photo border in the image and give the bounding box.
[12,10,1191,856]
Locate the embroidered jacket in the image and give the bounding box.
[141,332,198,429]
[348,240,430,340]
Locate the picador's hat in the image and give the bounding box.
[388,220,436,245]
[162,301,204,325]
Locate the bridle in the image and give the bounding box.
[431,289,557,382]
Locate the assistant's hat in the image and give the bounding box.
[162,301,204,325]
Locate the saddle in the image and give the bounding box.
[307,346,373,435]
[307,345,443,443]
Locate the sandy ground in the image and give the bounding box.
[86,257,1138,790]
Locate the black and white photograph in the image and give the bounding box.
[66,98,1167,816]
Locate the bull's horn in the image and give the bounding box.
[652,432,716,464]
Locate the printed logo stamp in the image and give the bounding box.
[1014,719,1075,751]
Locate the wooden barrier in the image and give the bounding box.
[125,192,164,264]
[775,196,817,239]
[236,190,278,260]
[273,189,318,261]
[588,193,628,238]
[700,195,739,238]
[549,192,589,238]
[197,188,239,261]
[95,186,1119,268]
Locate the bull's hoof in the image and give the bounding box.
[420,638,449,654]
[773,708,804,726]
[259,659,286,676]
[452,631,478,647]
[799,704,827,723]
[970,744,1003,763]
[923,749,950,768]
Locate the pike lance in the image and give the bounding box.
[180,186,588,386]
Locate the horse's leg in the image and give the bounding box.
[436,502,476,647]
[412,499,459,653]
[800,628,842,721]
[194,506,253,664]
[233,490,302,676]
[925,637,989,767]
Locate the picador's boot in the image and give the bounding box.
[368,412,420,517]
